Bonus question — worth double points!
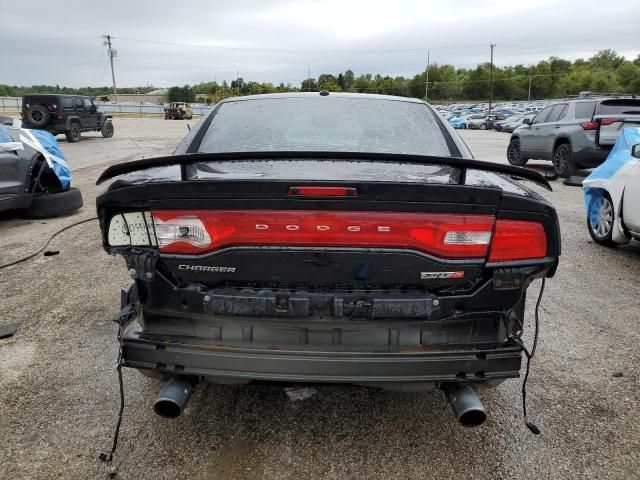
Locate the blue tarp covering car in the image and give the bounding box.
[583,127,640,245]
[0,124,82,216]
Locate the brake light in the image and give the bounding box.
[579,121,598,130]
[288,186,357,197]
[488,220,547,262]
[599,118,624,126]
[150,210,495,258]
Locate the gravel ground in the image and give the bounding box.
[0,119,639,479]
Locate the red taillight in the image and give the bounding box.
[151,210,495,258]
[488,220,547,262]
[579,121,598,130]
[599,118,624,126]
[288,186,357,197]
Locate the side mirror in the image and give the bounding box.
[522,118,532,125]
[632,144,640,159]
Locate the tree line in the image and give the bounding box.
[191,50,640,103]
[2,49,639,103]
[0,84,157,98]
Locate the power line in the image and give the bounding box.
[114,36,488,54]
[20,35,102,42]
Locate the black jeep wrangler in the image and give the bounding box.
[21,94,114,143]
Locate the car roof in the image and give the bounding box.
[23,93,87,98]
[217,92,428,105]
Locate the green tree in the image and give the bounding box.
[589,49,625,70]
[167,85,195,102]
[616,62,640,93]
[301,78,318,91]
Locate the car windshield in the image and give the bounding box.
[196,96,452,156]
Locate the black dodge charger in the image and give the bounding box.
[97,92,560,428]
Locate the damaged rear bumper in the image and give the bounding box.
[121,331,522,386]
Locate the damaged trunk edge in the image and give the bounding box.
[97,154,559,426]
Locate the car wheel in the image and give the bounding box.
[461,123,467,129]
[506,138,528,166]
[23,187,83,219]
[27,105,50,128]
[480,123,488,130]
[65,122,81,143]
[552,143,575,178]
[587,193,617,247]
[101,120,114,138]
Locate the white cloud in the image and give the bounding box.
[1,0,638,87]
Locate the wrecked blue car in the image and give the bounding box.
[0,124,83,217]
[583,127,640,247]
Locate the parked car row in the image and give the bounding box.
[435,100,547,131]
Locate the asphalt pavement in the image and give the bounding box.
[0,118,638,479]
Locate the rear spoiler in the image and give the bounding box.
[96,151,552,191]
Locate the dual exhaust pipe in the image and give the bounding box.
[153,377,486,427]
[441,383,487,427]
[154,377,194,418]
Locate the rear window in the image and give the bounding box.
[598,99,640,116]
[574,101,596,119]
[196,96,453,157]
[23,96,59,107]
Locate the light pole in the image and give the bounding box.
[489,43,495,113]
[425,49,430,102]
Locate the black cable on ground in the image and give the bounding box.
[99,303,137,467]
[510,277,546,435]
[0,217,98,270]
[99,349,125,465]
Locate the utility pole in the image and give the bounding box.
[528,75,532,102]
[236,69,240,95]
[103,35,118,102]
[489,43,495,113]
[425,49,430,102]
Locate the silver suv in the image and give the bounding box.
[506,93,640,176]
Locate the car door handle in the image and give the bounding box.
[554,125,560,129]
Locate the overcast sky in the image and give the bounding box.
[2,0,639,88]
